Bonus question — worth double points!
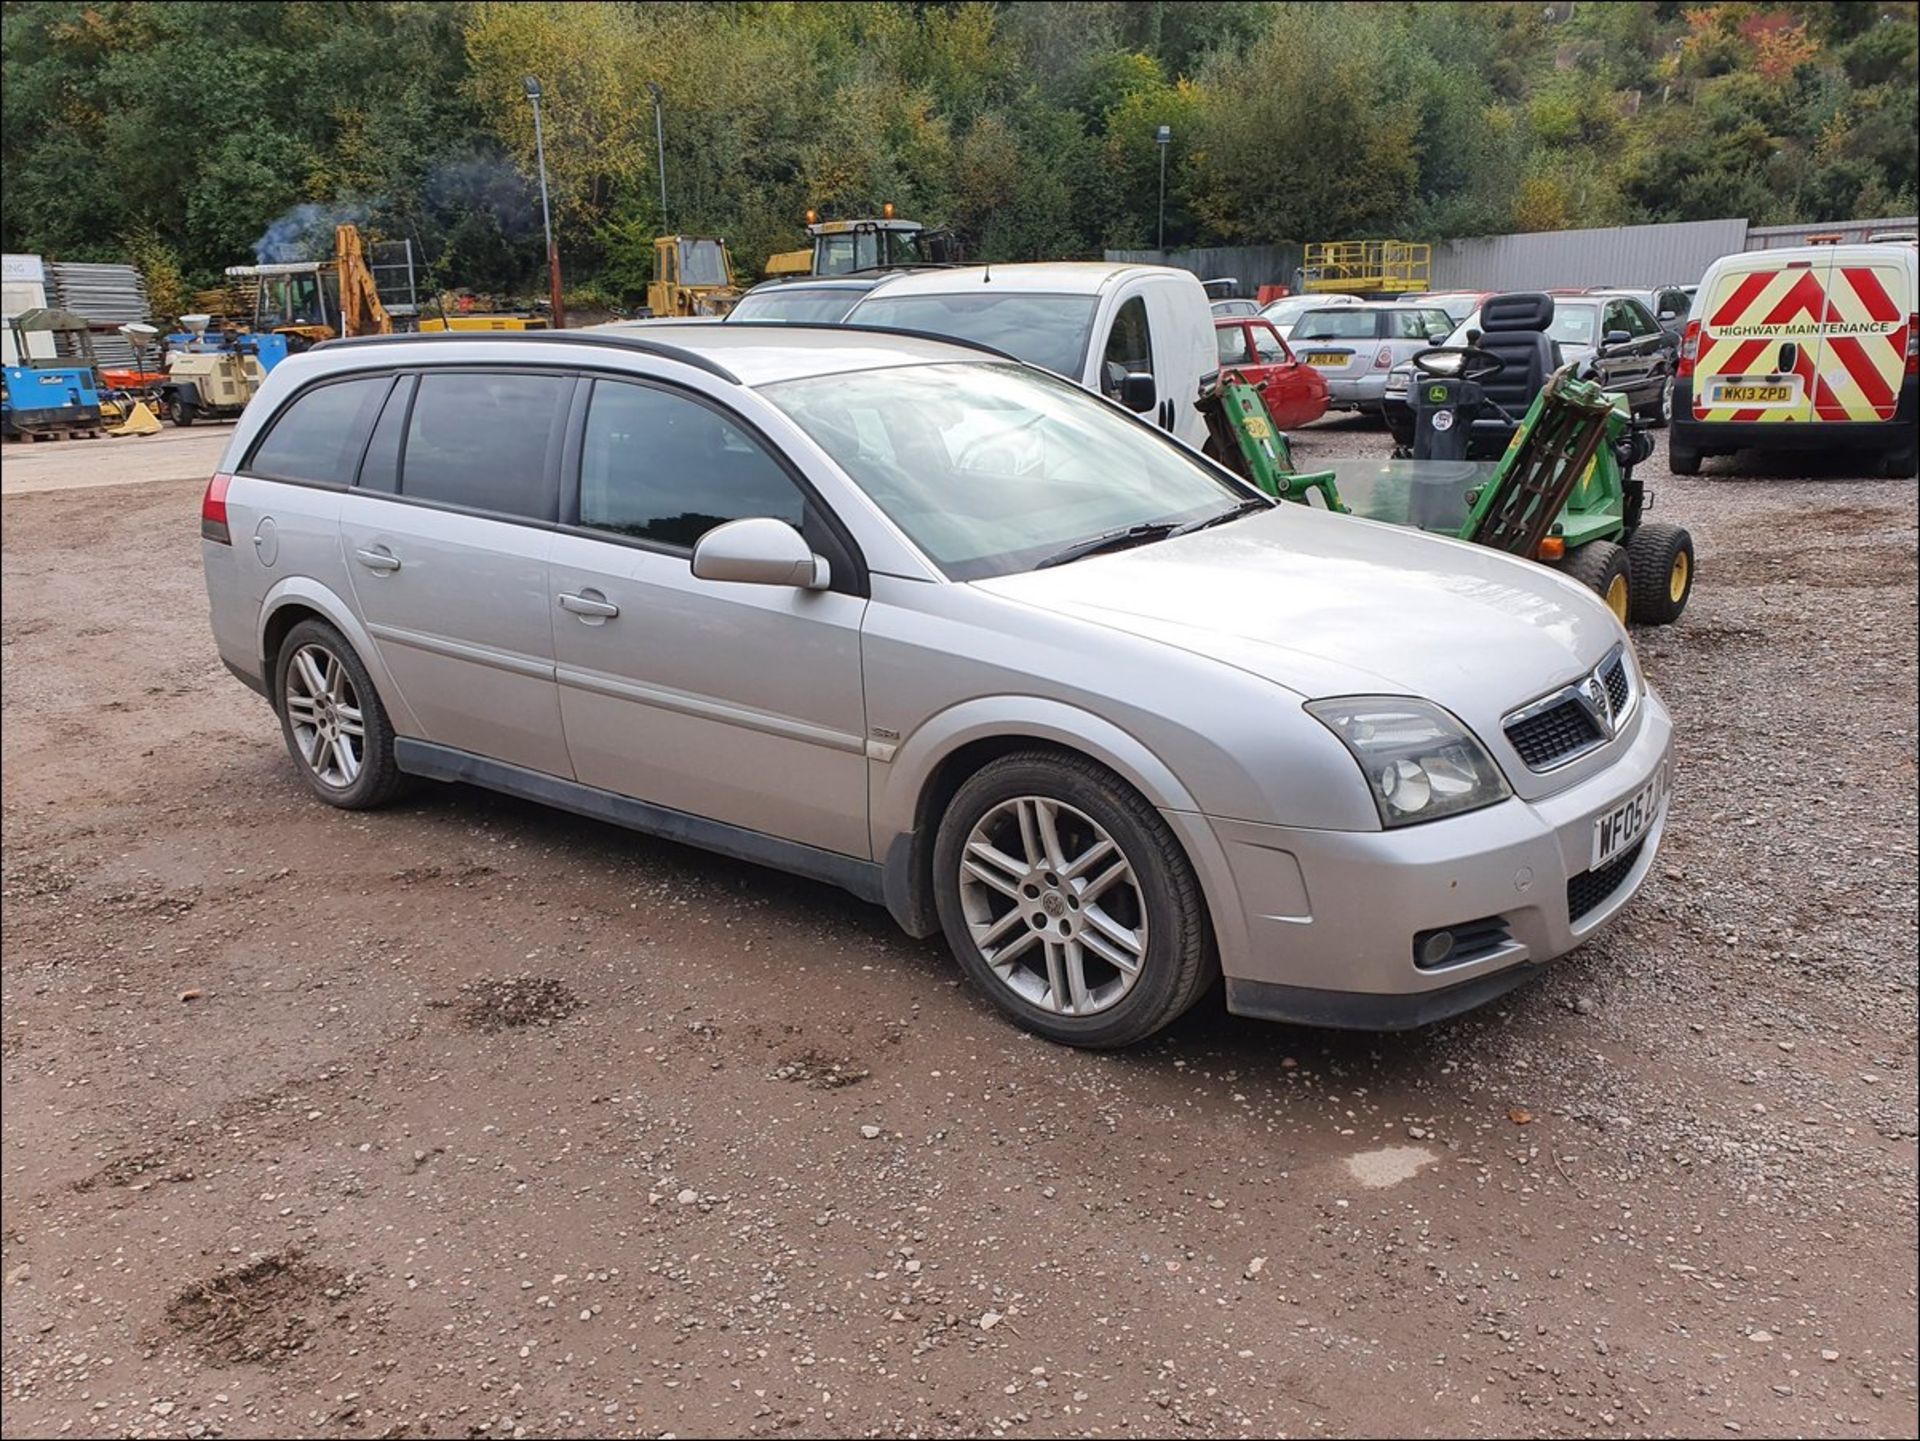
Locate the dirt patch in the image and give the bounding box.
[448,975,582,1033]
[72,1150,191,1194]
[1708,543,1916,590]
[164,1251,352,1367]
[770,1047,871,1090]
[391,861,496,887]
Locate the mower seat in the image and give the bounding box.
[1473,292,1559,439]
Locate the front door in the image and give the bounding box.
[547,377,870,857]
[338,369,575,777]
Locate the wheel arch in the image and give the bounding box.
[256,578,421,734]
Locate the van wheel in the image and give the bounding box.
[1563,541,1632,625]
[1667,441,1700,476]
[1881,448,1918,479]
[274,619,405,809]
[932,751,1215,1048]
[1626,523,1694,625]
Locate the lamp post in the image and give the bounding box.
[523,75,565,329]
[646,82,668,230]
[1155,124,1171,254]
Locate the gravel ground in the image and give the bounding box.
[2,418,1915,1439]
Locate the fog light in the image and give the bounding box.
[1418,930,1456,967]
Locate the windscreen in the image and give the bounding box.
[845,293,1097,376]
[728,288,861,323]
[766,361,1247,580]
[678,240,730,287]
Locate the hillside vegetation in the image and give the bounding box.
[3,0,1914,306]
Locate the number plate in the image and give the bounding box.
[1305,352,1346,367]
[1591,767,1664,870]
[1714,384,1791,404]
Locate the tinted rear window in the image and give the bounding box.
[247,377,390,484]
[401,373,570,519]
[1292,309,1380,340]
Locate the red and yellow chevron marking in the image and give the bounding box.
[1693,261,1906,424]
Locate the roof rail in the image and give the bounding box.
[312,328,740,383]
[717,319,1024,365]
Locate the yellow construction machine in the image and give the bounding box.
[646,236,740,317]
[224,224,405,348]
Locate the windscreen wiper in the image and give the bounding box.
[1034,520,1181,570]
[1170,497,1271,536]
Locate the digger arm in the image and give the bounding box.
[335,225,392,338]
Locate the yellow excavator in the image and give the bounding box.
[225,224,396,349]
[646,235,741,317]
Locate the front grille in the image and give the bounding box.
[1602,653,1630,713]
[1567,839,1645,924]
[1412,915,1515,969]
[1506,699,1604,769]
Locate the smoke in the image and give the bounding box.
[420,149,541,242]
[253,198,370,264]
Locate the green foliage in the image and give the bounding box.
[3,0,1914,302]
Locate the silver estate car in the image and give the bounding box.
[202,325,1674,1047]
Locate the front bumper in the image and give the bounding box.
[1205,686,1674,1029]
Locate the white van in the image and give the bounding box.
[1671,242,1916,477]
[843,263,1218,450]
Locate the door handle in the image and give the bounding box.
[558,591,620,619]
[354,546,401,573]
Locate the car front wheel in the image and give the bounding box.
[932,751,1215,1048]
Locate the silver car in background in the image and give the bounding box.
[202,325,1673,1047]
[1290,302,1456,413]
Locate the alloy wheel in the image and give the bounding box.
[283,642,366,789]
[956,796,1148,1017]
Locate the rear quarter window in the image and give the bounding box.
[245,376,391,484]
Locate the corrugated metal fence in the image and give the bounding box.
[1105,244,1303,292]
[1429,219,1749,290]
[1113,216,1917,295]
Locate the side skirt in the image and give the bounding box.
[394,738,889,910]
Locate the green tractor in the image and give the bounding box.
[1200,340,1696,626]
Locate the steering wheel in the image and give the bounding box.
[1411,345,1505,382]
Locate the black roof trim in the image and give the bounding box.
[312,328,740,383]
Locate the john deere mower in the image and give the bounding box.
[1200,293,1696,627]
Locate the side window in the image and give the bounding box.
[1625,300,1658,336]
[1100,295,1154,400]
[1216,326,1252,365]
[401,372,570,519]
[578,380,805,550]
[357,375,413,492]
[1252,324,1291,362]
[1603,301,1630,339]
[246,377,389,484]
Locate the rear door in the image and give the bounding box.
[1142,274,1219,448]
[338,368,575,777]
[1692,254,1826,424]
[1809,251,1910,423]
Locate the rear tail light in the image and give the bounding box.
[1374,346,1393,369]
[1676,320,1701,379]
[1907,314,1917,376]
[201,472,233,544]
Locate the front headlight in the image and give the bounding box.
[1306,697,1511,827]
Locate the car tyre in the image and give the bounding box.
[1644,374,1673,429]
[1880,448,1918,479]
[274,619,406,810]
[932,751,1216,1048]
[1562,540,1633,625]
[1625,522,1694,625]
[1667,441,1701,476]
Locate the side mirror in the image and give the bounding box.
[1427,324,1451,343]
[691,516,830,590]
[1657,309,1677,322]
[1603,329,1632,350]
[1465,328,1482,347]
[1120,372,1157,413]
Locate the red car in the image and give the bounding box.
[1213,317,1329,429]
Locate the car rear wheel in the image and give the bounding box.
[1626,522,1694,625]
[1563,540,1633,625]
[932,751,1215,1048]
[1645,374,1673,429]
[275,619,406,809]
[1667,441,1701,476]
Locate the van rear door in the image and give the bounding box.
[1809,252,1910,422]
[1692,253,1830,424]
